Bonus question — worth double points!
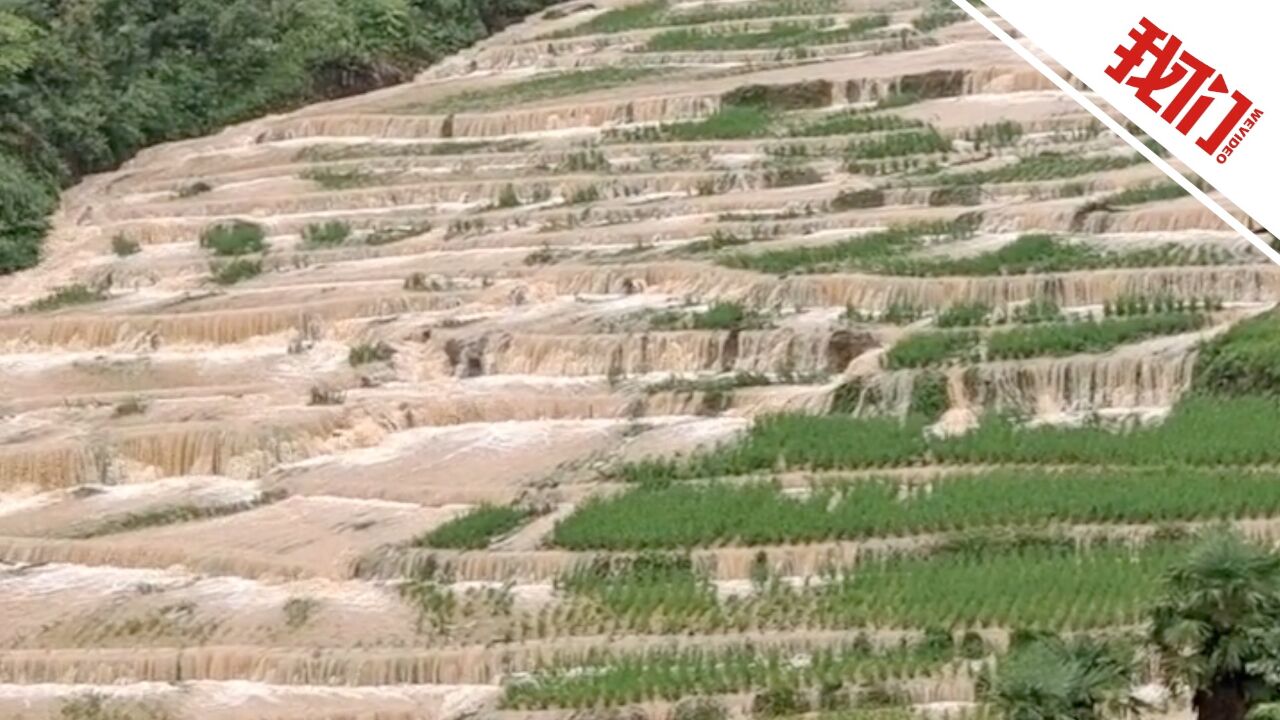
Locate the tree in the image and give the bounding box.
[990,636,1133,720]
[1150,530,1280,720]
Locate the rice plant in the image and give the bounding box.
[844,127,950,161]
[503,637,958,709]
[618,395,1280,481]
[884,330,979,369]
[554,468,1280,550]
[934,153,1143,186]
[986,314,1208,360]
[643,16,889,52]
[417,505,531,549]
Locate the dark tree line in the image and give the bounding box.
[0,0,557,273]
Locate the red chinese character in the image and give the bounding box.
[1107,17,1258,156]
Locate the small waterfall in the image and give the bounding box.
[967,344,1200,416]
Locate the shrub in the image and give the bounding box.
[111,234,140,256]
[176,180,213,197]
[302,221,352,246]
[21,284,107,312]
[831,188,886,210]
[200,221,266,256]
[348,341,396,366]
[210,259,261,285]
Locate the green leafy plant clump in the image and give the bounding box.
[200,221,267,257]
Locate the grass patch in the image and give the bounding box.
[649,302,772,330]
[504,635,956,709]
[348,341,396,366]
[413,67,661,114]
[111,234,140,257]
[541,0,840,38]
[302,221,352,246]
[986,314,1208,360]
[787,112,923,138]
[553,468,1280,549]
[200,220,266,256]
[725,231,1233,276]
[300,167,389,190]
[609,104,774,143]
[885,330,979,369]
[210,259,261,285]
[417,504,531,549]
[934,152,1143,185]
[20,284,107,313]
[1194,309,1280,396]
[719,217,979,274]
[643,15,889,52]
[620,396,1280,480]
[845,127,950,161]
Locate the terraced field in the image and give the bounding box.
[1,0,1278,718]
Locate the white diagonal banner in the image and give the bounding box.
[953,1,1280,263]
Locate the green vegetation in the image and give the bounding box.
[541,0,840,38]
[300,167,386,190]
[609,104,774,143]
[210,259,262,285]
[643,15,889,52]
[621,396,1280,481]
[20,284,107,313]
[990,637,1133,720]
[724,230,1234,276]
[719,218,980,275]
[412,67,661,114]
[302,221,352,247]
[110,235,140,257]
[884,330,978,369]
[348,341,396,366]
[504,636,958,709]
[200,221,267,257]
[935,153,1144,186]
[1099,180,1188,207]
[987,314,1208,360]
[0,0,556,275]
[649,302,772,331]
[935,302,991,328]
[1149,531,1280,720]
[788,112,923,138]
[417,504,530,549]
[1106,294,1221,318]
[555,468,1280,550]
[1194,308,1280,397]
[831,188,887,210]
[845,128,950,161]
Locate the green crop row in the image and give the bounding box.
[643,16,889,52]
[541,0,840,38]
[415,504,530,549]
[884,330,979,369]
[522,537,1181,644]
[933,153,1144,186]
[723,231,1237,276]
[504,638,960,709]
[619,396,1280,480]
[553,468,1280,550]
[986,313,1207,361]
